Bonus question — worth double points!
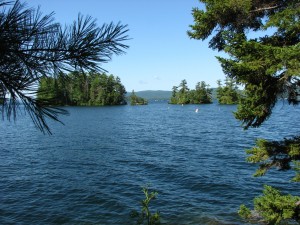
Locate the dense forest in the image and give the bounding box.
[37,72,127,106]
[170,80,213,104]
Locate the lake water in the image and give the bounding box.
[1,101,299,224]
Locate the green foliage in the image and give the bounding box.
[130,90,148,105]
[246,137,300,181]
[37,72,127,106]
[234,81,279,129]
[239,185,300,225]
[238,205,252,220]
[189,0,300,128]
[170,79,190,104]
[216,78,240,104]
[0,0,129,133]
[169,80,212,104]
[170,86,179,104]
[193,81,213,104]
[189,0,300,224]
[130,186,160,225]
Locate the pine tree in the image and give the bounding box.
[169,80,212,104]
[0,0,129,133]
[169,86,178,104]
[177,79,190,104]
[130,90,147,105]
[195,81,212,104]
[189,0,300,223]
[216,78,240,104]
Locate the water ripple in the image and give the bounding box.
[1,102,299,224]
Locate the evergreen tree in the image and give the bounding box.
[129,90,138,106]
[129,90,147,105]
[129,90,148,105]
[38,77,57,103]
[38,73,71,106]
[0,0,129,133]
[170,86,178,104]
[69,72,88,105]
[216,78,240,104]
[113,76,127,105]
[189,0,300,223]
[169,80,212,104]
[177,79,190,104]
[56,73,69,106]
[194,81,212,104]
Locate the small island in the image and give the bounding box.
[169,79,213,104]
[216,78,241,104]
[129,90,148,105]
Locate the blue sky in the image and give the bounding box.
[26,0,226,92]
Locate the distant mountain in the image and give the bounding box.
[126,90,172,100]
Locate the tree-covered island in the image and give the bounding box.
[37,72,127,106]
[169,79,212,104]
[216,78,241,104]
[129,90,148,105]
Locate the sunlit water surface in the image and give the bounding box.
[1,101,299,224]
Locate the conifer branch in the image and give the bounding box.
[0,0,129,134]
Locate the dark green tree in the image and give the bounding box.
[169,86,178,104]
[193,81,212,104]
[0,0,129,133]
[170,80,212,104]
[130,90,148,105]
[177,79,190,104]
[189,0,300,223]
[216,78,240,104]
[112,76,127,105]
[38,77,57,103]
[68,72,89,105]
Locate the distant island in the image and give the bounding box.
[216,78,241,104]
[129,90,148,105]
[128,89,219,102]
[169,80,213,104]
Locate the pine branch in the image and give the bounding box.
[0,0,129,134]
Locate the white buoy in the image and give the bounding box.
[195,108,198,113]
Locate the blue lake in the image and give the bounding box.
[1,101,299,224]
